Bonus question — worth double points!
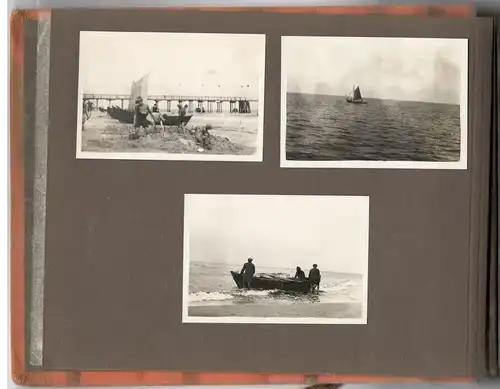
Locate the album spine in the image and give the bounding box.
[10,9,51,384]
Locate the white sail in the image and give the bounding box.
[128,73,150,110]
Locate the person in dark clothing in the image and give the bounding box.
[308,264,321,292]
[294,266,306,281]
[240,258,255,289]
[133,96,153,137]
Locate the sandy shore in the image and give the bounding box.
[188,302,362,319]
[81,113,258,155]
[187,114,259,149]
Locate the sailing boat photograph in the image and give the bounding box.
[76,31,265,161]
[281,36,468,169]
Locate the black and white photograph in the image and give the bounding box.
[281,37,468,169]
[76,32,265,161]
[183,194,369,324]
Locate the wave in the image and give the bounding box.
[322,280,356,293]
[189,280,359,304]
[189,289,271,303]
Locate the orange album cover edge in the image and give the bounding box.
[10,6,475,386]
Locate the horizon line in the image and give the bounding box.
[190,259,363,277]
[286,91,460,106]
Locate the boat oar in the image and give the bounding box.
[158,114,165,132]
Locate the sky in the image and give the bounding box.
[185,194,369,275]
[284,36,467,104]
[79,31,265,98]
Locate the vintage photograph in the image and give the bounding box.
[183,194,369,324]
[281,37,468,169]
[76,32,265,161]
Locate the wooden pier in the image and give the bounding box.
[82,94,257,113]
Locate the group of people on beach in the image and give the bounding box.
[131,96,213,151]
[130,96,189,139]
[240,258,322,292]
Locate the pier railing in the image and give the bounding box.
[83,94,257,102]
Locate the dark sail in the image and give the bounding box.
[353,86,362,101]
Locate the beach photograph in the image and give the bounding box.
[76,31,265,161]
[183,194,370,324]
[281,36,468,169]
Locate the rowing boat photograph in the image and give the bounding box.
[281,36,468,169]
[183,194,369,324]
[76,31,265,161]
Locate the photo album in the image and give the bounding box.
[9,5,500,386]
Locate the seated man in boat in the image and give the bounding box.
[133,96,154,138]
[240,258,255,289]
[308,264,321,292]
[294,266,306,281]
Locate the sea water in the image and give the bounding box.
[187,261,364,319]
[286,93,461,162]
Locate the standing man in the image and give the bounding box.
[177,103,187,130]
[240,258,255,289]
[133,96,153,138]
[150,102,164,133]
[177,102,184,116]
[308,264,321,292]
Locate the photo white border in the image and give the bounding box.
[75,31,266,162]
[280,36,469,170]
[182,194,369,325]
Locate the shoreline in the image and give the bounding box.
[188,302,362,319]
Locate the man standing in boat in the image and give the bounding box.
[240,258,255,289]
[308,264,321,292]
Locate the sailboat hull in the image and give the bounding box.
[346,98,367,104]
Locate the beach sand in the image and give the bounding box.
[81,112,259,155]
[188,302,362,319]
[187,113,258,149]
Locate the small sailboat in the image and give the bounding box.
[345,85,367,104]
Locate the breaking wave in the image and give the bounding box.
[188,280,359,304]
[188,289,272,303]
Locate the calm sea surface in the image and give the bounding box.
[286,93,461,162]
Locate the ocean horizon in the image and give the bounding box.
[285,92,461,162]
